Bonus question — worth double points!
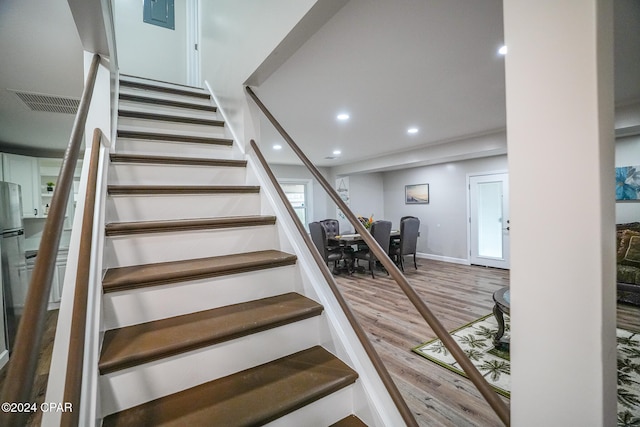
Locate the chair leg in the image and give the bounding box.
[399,255,405,272]
[370,259,375,278]
[413,253,417,269]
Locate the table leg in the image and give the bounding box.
[493,303,505,346]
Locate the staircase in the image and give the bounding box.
[97,75,372,426]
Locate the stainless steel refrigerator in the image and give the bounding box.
[0,181,27,358]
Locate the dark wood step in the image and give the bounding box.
[119,93,217,112]
[117,130,233,146]
[107,184,260,195]
[102,346,357,426]
[120,78,210,99]
[105,215,277,236]
[109,153,246,167]
[99,293,324,375]
[331,415,369,427]
[102,250,297,293]
[119,110,224,127]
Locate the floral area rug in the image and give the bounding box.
[412,314,640,425]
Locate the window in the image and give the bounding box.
[279,180,313,229]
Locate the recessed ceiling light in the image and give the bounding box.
[333,150,342,155]
[273,144,282,150]
[337,113,350,121]
[498,45,508,55]
[407,127,419,134]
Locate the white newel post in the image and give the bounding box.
[504,1,616,425]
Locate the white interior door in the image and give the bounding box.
[186,0,201,86]
[469,173,510,269]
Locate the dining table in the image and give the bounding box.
[328,230,401,246]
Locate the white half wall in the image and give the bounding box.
[112,0,187,84]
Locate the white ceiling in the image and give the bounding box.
[255,0,640,169]
[0,0,84,156]
[0,0,638,167]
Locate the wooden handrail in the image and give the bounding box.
[249,140,418,427]
[0,54,101,427]
[60,129,103,426]
[246,85,510,426]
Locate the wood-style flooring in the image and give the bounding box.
[334,259,640,427]
[0,309,59,427]
[0,261,637,427]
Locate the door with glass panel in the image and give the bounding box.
[469,173,510,269]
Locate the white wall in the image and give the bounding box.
[112,0,187,84]
[504,1,616,425]
[199,1,318,151]
[382,155,507,262]
[342,173,385,233]
[616,134,640,223]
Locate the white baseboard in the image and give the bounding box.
[416,252,470,265]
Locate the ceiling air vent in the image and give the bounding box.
[10,90,80,114]
[324,156,336,160]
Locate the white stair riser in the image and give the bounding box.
[265,386,356,427]
[119,102,219,121]
[119,76,209,97]
[106,193,261,222]
[103,265,297,329]
[108,164,246,186]
[113,138,238,159]
[104,225,278,268]
[100,317,323,416]
[118,116,223,136]
[119,88,212,107]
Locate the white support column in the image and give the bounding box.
[503,1,616,426]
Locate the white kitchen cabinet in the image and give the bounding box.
[2,153,40,218]
[25,249,68,308]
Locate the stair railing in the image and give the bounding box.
[60,128,104,427]
[0,54,101,427]
[249,140,418,426]
[246,85,510,426]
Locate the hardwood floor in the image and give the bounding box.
[0,309,59,427]
[334,259,640,427]
[0,261,637,427]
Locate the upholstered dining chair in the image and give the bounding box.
[319,219,342,251]
[309,221,344,272]
[390,216,420,271]
[354,220,392,278]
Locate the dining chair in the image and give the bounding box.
[309,221,344,272]
[321,218,356,257]
[390,216,420,271]
[354,220,392,278]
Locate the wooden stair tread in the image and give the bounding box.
[102,250,297,293]
[107,185,260,195]
[109,153,246,167]
[102,346,357,427]
[119,93,217,112]
[99,293,324,374]
[120,79,210,99]
[117,130,233,146]
[331,415,369,427]
[105,215,276,236]
[119,110,224,127]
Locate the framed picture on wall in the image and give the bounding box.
[616,165,640,201]
[405,183,429,204]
